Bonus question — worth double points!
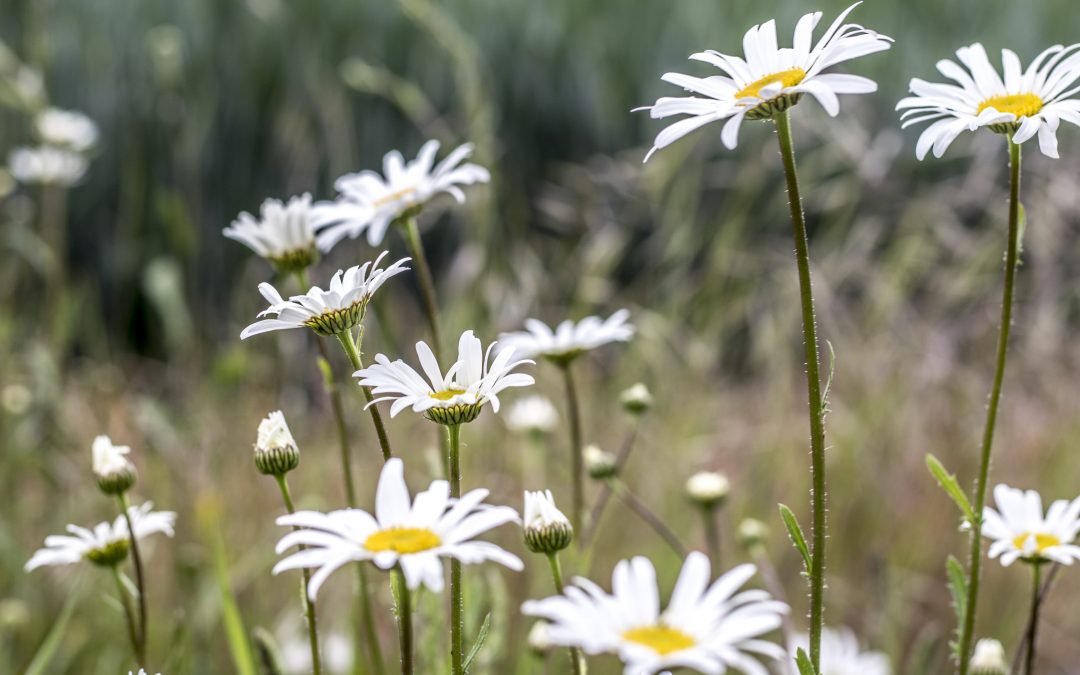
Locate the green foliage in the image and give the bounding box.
[925,454,976,524]
[778,504,812,575]
[794,647,818,675]
[946,555,968,663]
[462,612,491,674]
[23,589,79,675]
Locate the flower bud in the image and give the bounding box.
[620,383,653,414]
[737,518,769,551]
[523,490,573,554]
[527,621,553,656]
[254,411,300,476]
[970,639,1008,675]
[84,538,131,567]
[584,444,617,480]
[92,435,137,495]
[685,471,730,508]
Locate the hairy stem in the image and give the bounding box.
[559,364,585,538]
[117,493,148,666]
[448,423,464,675]
[545,553,585,675]
[391,567,414,675]
[275,475,323,675]
[958,138,1022,675]
[402,216,443,360]
[337,328,393,461]
[1023,563,1043,675]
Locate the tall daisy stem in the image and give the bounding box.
[1023,562,1043,675]
[701,505,722,569]
[544,552,586,675]
[607,478,688,557]
[774,109,827,668]
[117,492,148,666]
[391,567,414,675]
[559,364,585,538]
[275,475,323,675]
[957,138,1022,675]
[582,418,640,547]
[447,423,464,675]
[110,563,142,666]
[402,216,443,360]
[337,328,394,461]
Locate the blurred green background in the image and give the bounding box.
[3,0,1080,672]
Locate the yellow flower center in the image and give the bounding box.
[1012,532,1061,552]
[621,625,696,656]
[736,68,807,100]
[430,388,466,401]
[364,527,442,554]
[977,93,1044,118]
[374,186,418,207]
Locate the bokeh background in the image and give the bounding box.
[3,0,1080,672]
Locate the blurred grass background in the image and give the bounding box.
[3,0,1080,672]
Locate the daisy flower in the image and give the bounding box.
[523,552,788,675]
[311,140,490,250]
[981,484,1080,566]
[499,310,634,364]
[35,108,99,152]
[239,251,409,338]
[224,193,321,273]
[92,435,137,494]
[8,145,88,186]
[273,458,522,596]
[788,627,890,675]
[638,2,891,158]
[897,43,1080,159]
[25,503,176,571]
[505,394,560,434]
[253,410,300,476]
[355,330,534,425]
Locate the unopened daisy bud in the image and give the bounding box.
[737,518,769,551]
[523,490,573,554]
[91,435,137,495]
[619,382,653,414]
[254,411,300,476]
[527,620,554,656]
[584,444,617,480]
[685,471,730,508]
[970,639,1008,675]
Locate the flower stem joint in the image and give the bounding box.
[85,539,131,567]
[424,403,484,426]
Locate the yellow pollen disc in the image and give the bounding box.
[977,93,1044,118]
[736,68,807,100]
[364,527,441,554]
[374,186,417,207]
[622,625,696,656]
[430,388,466,401]
[1013,532,1061,552]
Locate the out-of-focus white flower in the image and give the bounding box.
[281,630,351,674]
[356,330,534,425]
[253,411,300,476]
[789,627,890,675]
[970,638,1008,675]
[8,146,87,186]
[312,140,489,250]
[25,503,176,571]
[240,252,409,338]
[224,193,318,273]
[898,43,1080,159]
[584,445,617,480]
[620,383,653,414]
[523,552,788,675]
[685,471,731,507]
[273,458,522,596]
[638,2,891,158]
[129,670,162,675]
[35,108,98,152]
[737,518,770,550]
[499,310,634,364]
[505,395,559,434]
[92,435,137,495]
[982,484,1080,566]
[523,490,573,553]
[527,620,554,655]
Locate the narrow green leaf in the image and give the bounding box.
[252,627,286,675]
[778,504,812,573]
[821,339,837,415]
[24,588,80,675]
[462,612,492,673]
[925,454,976,523]
[199,496,257,675]
[945,555,968,663]
[795,647,817,675]
[1016,202,1026,256]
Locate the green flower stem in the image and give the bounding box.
[582,417,641,547]
[402,216,443,360]
[606,478,688,557]
[701,505,722,570]
[558,364,585,538]
[391,567,414,675]
[545,553,586,675]
[774,109,827,669]
[336,328,393,462]
[116,492,148,666]
[1023,563,1044,675]
[957,138,1022,675]
[275,475,323,675]
[109,563,142,666]
[447,423,464,675]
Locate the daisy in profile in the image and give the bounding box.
[239,251,409,338]
[311,139,489,250]
[982,484,1080,566]
[273,458,522,596]
[789,627,890,675]
[523,551,787,675]
[499,310,634,365]
[223,193,322,274]
[25,503,176,571]
[355,329,534,425]
[898,43,1080,159]
[638,2,891,157]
